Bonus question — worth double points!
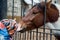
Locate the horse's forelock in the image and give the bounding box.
[51,4,58,10]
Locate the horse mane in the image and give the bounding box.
[51,4,58,10]
[32,2,58,13]
[32,3,43,11]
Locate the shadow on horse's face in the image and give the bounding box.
[16,1,59,33]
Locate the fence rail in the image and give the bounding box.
[12,28,58,40]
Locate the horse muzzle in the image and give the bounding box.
[16,27,26,33]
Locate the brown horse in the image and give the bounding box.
[16,1,60,40]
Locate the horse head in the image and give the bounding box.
[16,1,59,33]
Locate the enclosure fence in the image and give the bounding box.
[12,27,58,40]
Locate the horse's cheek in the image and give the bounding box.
[33,14,44,27]
[26,24,36,30]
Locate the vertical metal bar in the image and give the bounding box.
[27,31,29,40]
[50,29,52,40]
[46,33,48,40]
[24,32,26,40]
[39,32,41,40]
[32,0,33,6]
[23,7,25,17]
[30,31,32,40]
[12,0,14,19]
[22,0,25,17]
[20,33,21,40]
[17,32,19,40]
[16,33,17,40]
[36,28,38,40]
[43,0,47,40]
[19,32,20,40]
[33,31,34,40]
[21,0,23,18]
[22,33,24,40]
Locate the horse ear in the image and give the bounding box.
[48,0,52,4]
[47,0,52,8]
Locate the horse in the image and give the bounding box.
[0,19,18,40]
[16,1,60,40]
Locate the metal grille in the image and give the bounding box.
[7,0,60,40]
[12,28,58,40]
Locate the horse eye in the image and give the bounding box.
[33,12,36,14]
